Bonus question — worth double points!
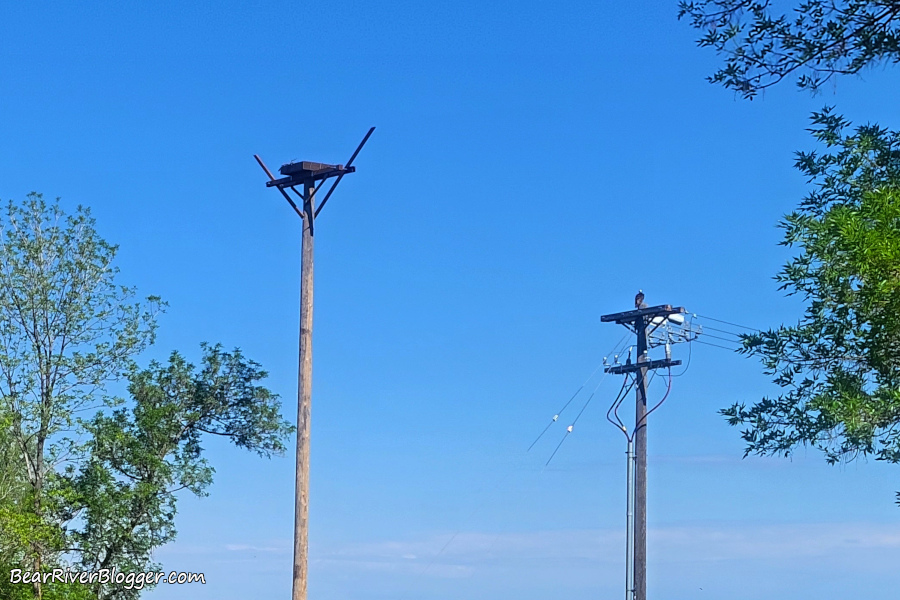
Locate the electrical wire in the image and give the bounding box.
[694,313,759,332]
[694,339,742,352]
[699,324,746,337]
[527,385,588,452]
[701,331,748,344]
[670,315,694,377]
[399,328,636,597]
[605,358,666,438]
[610,375,637,435]
[634,368,673,434]
[545,428,570,467]
[605,375,632,435]
[547,347,664,466]
[545,368,611,466]
[527,333,629,451]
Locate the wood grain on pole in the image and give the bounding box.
[292,179,315,600]
[634,317,649,600]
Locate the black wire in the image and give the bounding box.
[528,334,629,451]
[612,376,637,433]
[667,313,695,377]
[527,385,584,452]
[605,376,631,433]
[670,338,693,377]
[702,331,747,344]
[695,314,759,332]
[608,367,659,437]
[634,368,673,435]
[700,324,745,337]
[545,431,569,466]
[571,391,596,424]
[694,339,741,352]
[526,420,557,452]
[546,372,615,466]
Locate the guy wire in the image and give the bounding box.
[545,365,617,467]
[527,333,629,451]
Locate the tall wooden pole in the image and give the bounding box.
[602,302,683,600]
[633,315,649,600]
[255,129,373,600]
[292,178,315,600]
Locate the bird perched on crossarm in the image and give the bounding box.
[635,289,646,309]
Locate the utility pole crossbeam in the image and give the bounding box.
[600,304,686,324]
[605,358,681,375]
[254,127,374,600]
[601,301,685,600]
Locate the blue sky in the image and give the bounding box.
[2,1,899,598]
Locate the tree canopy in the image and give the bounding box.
[724,109,900,502]
[0,194,293,599]
[678,1,900,98]
[0,194,160,599]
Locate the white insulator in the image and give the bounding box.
[567,425,573,433]
[552,415,559,421]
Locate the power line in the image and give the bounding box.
[694,339,741,352]
[606,375,634,434]
[694,313,759,332]
[527,333,629,451]
[699,324,746,337]
[668,313,695,377]
[635,369,673,434]
[701,331,748,344]
[545,369,609,466]
[670,337,693,377]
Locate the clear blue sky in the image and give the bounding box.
[2,1,899,599]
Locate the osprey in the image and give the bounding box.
[635,290,645,309]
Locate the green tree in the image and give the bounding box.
[0,194,293,598]
[678,1,900,98]
[724,109,900,502]
[62,345,292,600]
[0,194,160,598]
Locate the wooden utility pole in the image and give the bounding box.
[633,315,650,600]
[254,127,374,600]
[294,176,315,600]
[602,302,684,600]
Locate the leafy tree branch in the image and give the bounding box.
[724,110,900,502]
[679,1,900,97]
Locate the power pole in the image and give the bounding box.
[254,127,374,600]
[602,302,684,600]
[295,175,315,600]
[633,311,649,600]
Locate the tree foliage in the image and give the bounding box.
[61,345,293,600]
[724,109,900,498]
[0,194,160,598]
[0,194,294,598]
[678,1,900,98]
